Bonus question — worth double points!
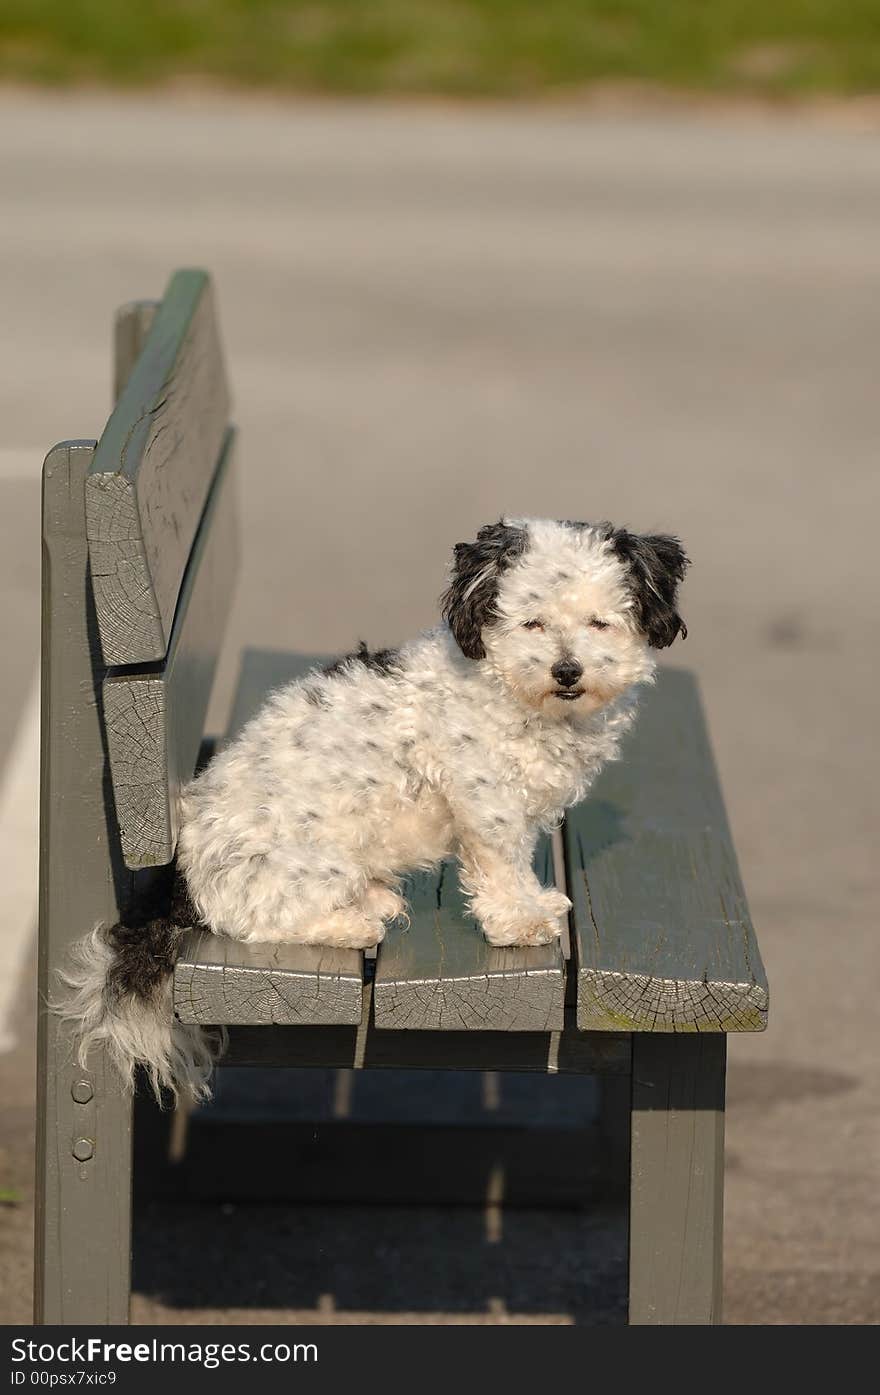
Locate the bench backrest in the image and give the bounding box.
[86,269,231,666]
[93,271,239,870]
[43,269,239,879]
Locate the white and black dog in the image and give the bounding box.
[57,517,688,1099]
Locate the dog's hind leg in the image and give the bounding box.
[362,881,406,923]
[267,882,405,949]
[294,881,406,948]
[296,902,387,949]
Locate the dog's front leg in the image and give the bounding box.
[454,815,570,948]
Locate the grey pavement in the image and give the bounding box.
[0,90,878,1324]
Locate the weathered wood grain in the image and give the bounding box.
[113,300,158,403]
[174,929,363,1026]
[629,1033,726,1323]
[564,667,768,1033]
[86,269,230,665]
[102,429,239,868]
[374,840,566,1031]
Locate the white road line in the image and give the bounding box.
[0,668,40,1052]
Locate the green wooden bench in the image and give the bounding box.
[35,268,768,1327]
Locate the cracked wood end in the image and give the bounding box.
[86,269,230,666]
[373,838,565,1032]
[173,929,363,1026]
[102,431,239,868]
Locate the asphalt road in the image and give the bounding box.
[0,90,878,1325]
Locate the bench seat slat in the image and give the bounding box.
[374,840,566,1032]
[564,667,768,1033]
[102,429,239,869]
[173,930,363,1027]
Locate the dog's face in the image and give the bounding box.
[442,518,689,717]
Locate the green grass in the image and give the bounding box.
[3,1,880,97]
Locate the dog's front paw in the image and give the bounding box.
[479,887,570,948]
[483,915,563,947]
[536,887,572,922]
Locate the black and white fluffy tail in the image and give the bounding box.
[52,864,224,1103]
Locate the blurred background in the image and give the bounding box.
[1,1,879,1326]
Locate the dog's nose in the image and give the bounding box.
[551,658,583,688]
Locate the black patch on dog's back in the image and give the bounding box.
[322,641,403,678]
[302,685,330,708]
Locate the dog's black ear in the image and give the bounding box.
[441,521,527,660]
[609,530,690,648]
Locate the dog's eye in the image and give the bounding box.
[522,619,544,631]
[588,618,610,631]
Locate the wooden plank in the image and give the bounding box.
[113,299,158,403]
[220,1008,631,1075]
[374,841,566,1032]
[564,667,768,1033]
[35,441,133,1324]
[174,929,363,1026]
[102,429,239,869]
[629,1033,726,1324]
[86,268,230,666]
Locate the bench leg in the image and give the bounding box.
[34,1016,133,1324]
[37,440,134,1322]
[628,1033,726,1325]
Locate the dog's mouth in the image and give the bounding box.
[552,687,585,702]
